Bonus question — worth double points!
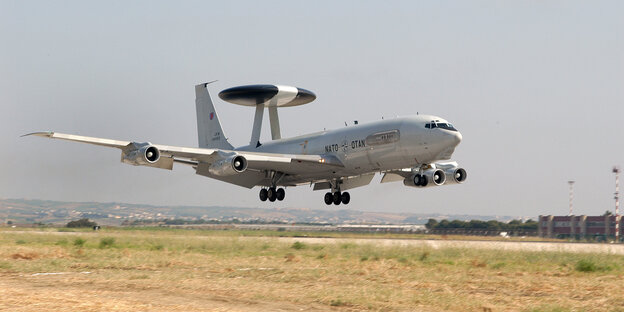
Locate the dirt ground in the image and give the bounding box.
[2,230,624,311]
[0,272,324,311]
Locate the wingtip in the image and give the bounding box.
[21,131,54,138]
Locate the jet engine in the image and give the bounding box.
[120,142,173,170]
[444,167,467,184]
[122,143,160,166]
[208,155,247,176]
[403,168,446,188]
[432,162,468,185]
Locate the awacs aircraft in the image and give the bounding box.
[25,83,466,205]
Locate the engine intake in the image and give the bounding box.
[141,145,160,163]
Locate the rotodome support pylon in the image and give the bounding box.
[218,84,316,147]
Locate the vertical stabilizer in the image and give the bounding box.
[195,83,234,150]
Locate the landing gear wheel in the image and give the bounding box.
[413,174,422,186]
[324,192,333,205]
[276,188,285,201]
[259,188,268,201]
[333,192,342,205]
[419,175,428,187]
[341,192,350,205]
[267,187,277,202]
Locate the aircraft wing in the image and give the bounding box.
[24,131,343,176]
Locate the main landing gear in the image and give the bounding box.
[324,191,350,205]
[259,187,285,202]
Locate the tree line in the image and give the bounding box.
[425,219,538,231]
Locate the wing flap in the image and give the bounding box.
[380,172,405,183]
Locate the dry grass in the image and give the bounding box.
[1,228,623,311]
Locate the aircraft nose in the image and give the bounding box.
[451,131,462,145]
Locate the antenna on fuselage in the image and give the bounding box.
[218,85,316,147]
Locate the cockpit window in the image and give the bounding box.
[437,123,457,131]
[425,122,457,131]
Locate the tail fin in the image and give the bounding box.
[195,83,234,150]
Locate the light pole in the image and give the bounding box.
[568,181,575,216]
[614,167,620,243]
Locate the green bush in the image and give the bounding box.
[99,237,115,248]
[330,299,347,307]
[291,241,306,250]
[575,259,597,272]
[73,238,86,247]
[66,218,97,228]
[150,244,164,251]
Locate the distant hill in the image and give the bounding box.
[0,198,522,226]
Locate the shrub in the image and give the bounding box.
[574,259,613,272]
[150,244,164,251]
[330,299,347,307]
[291,241,306,250]
[73,238,86,247]
[66,218,97,228]
[99,237,115,248]
[575,259,597,272]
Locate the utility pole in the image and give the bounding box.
[568,181,575,216]
[614,167,620,243]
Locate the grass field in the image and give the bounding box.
[1,228,623,311]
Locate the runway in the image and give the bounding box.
[270,236,624,254]
[6,230,624,254]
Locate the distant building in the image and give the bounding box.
[538,215,622,240]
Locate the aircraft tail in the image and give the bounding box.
[195,83,234,150]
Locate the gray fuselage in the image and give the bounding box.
[236,114,462,185]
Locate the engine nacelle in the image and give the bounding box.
[208,155,247,176]
[403,168,446,188]
[122,143,160,166]
[121,142,173,170]
[444,167,467,185]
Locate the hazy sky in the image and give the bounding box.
[1,1,623,217]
